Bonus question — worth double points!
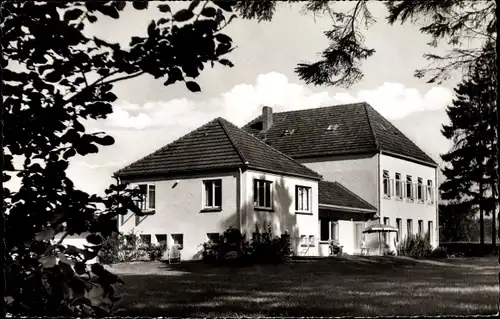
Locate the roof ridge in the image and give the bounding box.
[269,102,366,115]
[363,102,380,150]
[224,118,322,179]
[114,117,220,176]
[217,118,248,165]
[332,181,377,210]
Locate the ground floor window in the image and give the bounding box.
[155,234,167,246]
[171,233,184,249]
[320,219,339,242]
[140,234,151,245]
[396,218,402,242]
[428,221,434,243]
[207,233,221,244]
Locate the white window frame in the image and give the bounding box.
[383,170,390,198]
[396,218,402,242]
[171,233,184,250]
[407,219,413,237]
[418,220,424,237]
[417,177,424,202]
[133,184,156,213]
[295,185,312,213]
[395,173,403,199]
[254,179,273,210]
[308,235,315,247]
[300,234,308,247]
[202,179,222,210]
[426,179,434,204]
[406,175,413,201]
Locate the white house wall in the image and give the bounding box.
[298,153,379,208]
[241,170,319,257]
[379,154,439,248]
[119,172,239,260]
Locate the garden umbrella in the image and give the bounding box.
[362,224,399,255]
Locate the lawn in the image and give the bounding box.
[110,256,499,317]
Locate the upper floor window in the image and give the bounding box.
[426,179,434,203]
[406,175,413,200]
[134,184,155,212]
[383,170,390,197]
[295,185,311,213]
[395,173,402,198]
[417,177,423,201]
[203,179,222,209]
[254,179,273,209]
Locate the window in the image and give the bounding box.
[418,220,424,237]
[134,184,156,212]
[426,180,434,203]
[407,219,413,236]
[383,217,390,243]
[300,235,308,247]
[203,179,222,209]
[417,178,423,201]
[395,173,402,198]
[396,218,402,242]
[308,235,315,247]
[320,220,339,242]
[155,234,167,246]
[428,221,434,243]
[295,185,311,213]
[171,234,183,249]
[254,179,273,209]
[140,234,151,245]
[406,175,413,200]
[383,170,390,197]
[207,233,221,244]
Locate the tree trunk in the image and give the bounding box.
[479,179,484,247]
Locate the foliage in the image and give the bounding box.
[438,202,477,242]
[235,0,496,86]
[144,241,168,261]
[3,1,239,316]
[430,246,448,259]
[439,54,498,245]
[201,223,292,265]
[98,232,120,264]
[397,233,433,258]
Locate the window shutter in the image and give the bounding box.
[295,186,299,210]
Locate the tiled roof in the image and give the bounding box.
[114,118,322,180]
[242,102,437,166]
[319,181,377,211]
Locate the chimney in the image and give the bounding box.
[262,106,273,132]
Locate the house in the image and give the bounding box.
[114,102,439,259]
[242,103,439,254]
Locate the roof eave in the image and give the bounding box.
[380,150,438,168]
[319,203,378,214]
[246,164,322,181]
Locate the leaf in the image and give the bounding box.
[39,255,57,268]
[215,33,232,43]
[35,226,56,241]
[147,20,156,37]
[158,17,170,25]
[102,92,118,102]
[64,8,84,21]
[132,1,148,10]
[157,4,171,13]
[173,9,194,22]
[88,15,98,23]
[185,81,201,92]
[114,1,126,11]
[86,234,103,245]
[213,0,233,12]
[75,261,87,275]
[163,67,183,85]
[45,70,62,83]
[76,143,99,156]
[94,135,115,146]
[218,58,234,67]
[201,7,217,17]
[188,0,201,11]
[58,253,75,266]
[98,5,120,19]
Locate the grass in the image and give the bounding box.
[110,256,499,316]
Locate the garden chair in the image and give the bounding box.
[168,244,181,264]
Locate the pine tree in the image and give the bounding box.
[440,56,498,249]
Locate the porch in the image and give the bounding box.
[317,181,379,256]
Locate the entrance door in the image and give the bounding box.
[354,222,364,252]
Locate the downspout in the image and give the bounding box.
[238,167,243,233]
[377,152,381,220]
[435,166,439,247]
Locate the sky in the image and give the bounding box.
[10,1,460,195]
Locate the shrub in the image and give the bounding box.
[397,232,433,258]
[98,232,120,264]
[430,246,448,258]
[201,223,292,265]
[144,241,167,261]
